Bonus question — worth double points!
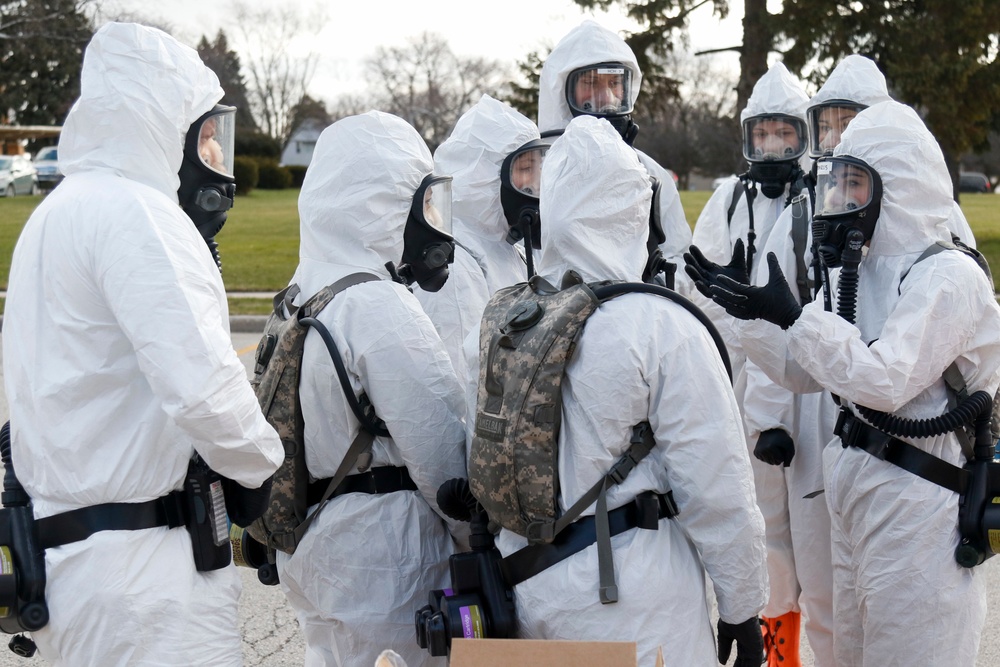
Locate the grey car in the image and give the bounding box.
[0,155,39,197]
[32,146,63,191]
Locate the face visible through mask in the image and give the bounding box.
[198,117,226,173]
[822,162,872,214]
[566,64,632,117]
[815,106,861,155]
[511,150,543,196]
[751,119,802,159]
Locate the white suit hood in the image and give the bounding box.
[293,111,432,296]
[810,54,891,108]
[432,94,538,291]
[538,115,650,284]
[538,20,642,135]
[835,101,952,257]
[740,62,809,123]
[59,22,223,201]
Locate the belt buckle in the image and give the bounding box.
[837,410,861,449]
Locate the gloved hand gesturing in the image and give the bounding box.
[717,617,765,667]
[684,239,750,302]
[754,428,795,467]
[709,253,802,330]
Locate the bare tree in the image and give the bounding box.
[365,32,510,152]
[635,51,742,185]
[233,1,323,143]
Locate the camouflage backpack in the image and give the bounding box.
[245,272,386,555]
[469,272,729,603]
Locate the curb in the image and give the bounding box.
[230,315,269,333]
[0,315,268,334]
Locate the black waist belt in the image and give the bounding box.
[307,465,416,507]
[836,408,970,494]
[500,490,678,588]
[36,492,186,550]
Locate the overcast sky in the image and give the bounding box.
[97,0,755,103]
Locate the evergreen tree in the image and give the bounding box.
[0,0,92,135]
[196,29,257,133]
[776,0,1000,197]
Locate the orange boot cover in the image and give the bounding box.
[760,611,801,667]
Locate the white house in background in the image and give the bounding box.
[280,118,325,167]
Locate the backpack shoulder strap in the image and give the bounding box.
[789,192,814,303]
[726,179,744,227]
[899,242,950,293]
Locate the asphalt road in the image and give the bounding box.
[0,331,999,666]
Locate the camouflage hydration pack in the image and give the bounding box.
[245,273,384,556]
[470,273,729,602]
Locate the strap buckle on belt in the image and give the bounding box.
[501,491,677,589]
[838,408,892,458]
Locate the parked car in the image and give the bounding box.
[33,146,63,191]
[0,155,39,197]
[959,171,991,193]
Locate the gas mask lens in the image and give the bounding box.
[566,63,633,116]
[418,175,453,236]
[815,158,876,217]
[807,101,866,157]
[196,108,236,176]
[505,145,548,197]
[742,114,807,163]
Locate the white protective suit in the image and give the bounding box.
[739,101,1000,666]
[464,116,768,666]
[538,20,693,295]
[691,63,836,663]
[740,56,979,665]
[2,23,283,667]
[276,112,468,667]
[414,94,538,381]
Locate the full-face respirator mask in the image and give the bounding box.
[806,100,868,159]
[565,62,638,145]
[395,174,455,293]
[500,138,552,277]
[742,113,807,199]
[811,155,882,269]
[178,105,237,273]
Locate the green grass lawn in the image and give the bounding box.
[2,188,998,314]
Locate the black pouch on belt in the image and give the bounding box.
[184,457,232,571]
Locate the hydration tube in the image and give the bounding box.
[833,230,989,440]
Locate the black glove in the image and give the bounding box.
[717,617,765,667]
[684,239,750,302]
[754,428,795,467]
[709,253,802,329]
[223,474,274,528]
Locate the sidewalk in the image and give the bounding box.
[0,292,272,333]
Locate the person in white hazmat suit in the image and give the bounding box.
[538,19,693,294]
[691,100,1000,666]
[275,111,469,667]
[688,63,829,666]
[464,116,768,667]
[732,54,977,666]
[1,22,283,666]
[414,94,539,381]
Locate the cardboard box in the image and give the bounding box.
[449,639,637,667]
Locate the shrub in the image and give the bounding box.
[235,132,281,159]
[256,159,293,190]
[287,165,308,188]
[233,156,259,195]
